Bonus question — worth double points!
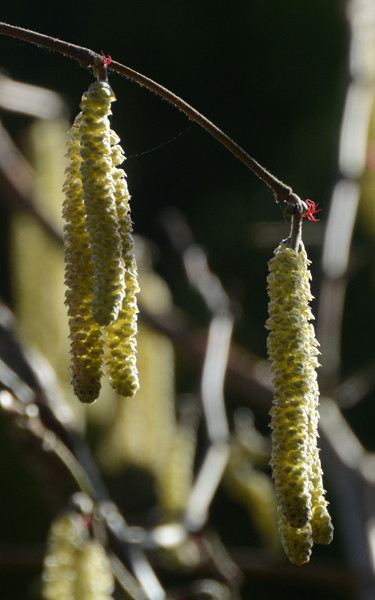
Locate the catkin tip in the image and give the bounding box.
[311,505,334,545]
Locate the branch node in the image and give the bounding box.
[93,54,108,82]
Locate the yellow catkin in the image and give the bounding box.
[156,422,197,516]
[74,540,115,600]
[12,120,71,390]
[79,81,125,327]
[224,447,279,551]
[277,508,313,566]
[98,254,175,474]
[99,323,175,472]
[42,513,114,600]
[42,512,86,600]
[63,118,104,403]
[63,81,139,403]
[266,243,333,563]
[103,134,139,397]
[309,448,334,545]
[358,95,375,239]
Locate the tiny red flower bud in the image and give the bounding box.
[302,199,321,222]
[101,51,112,66]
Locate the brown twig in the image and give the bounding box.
[0,21,294,203]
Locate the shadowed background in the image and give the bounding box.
[0,2,360,599]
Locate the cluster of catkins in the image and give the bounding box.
[63,81,139,404]
[42,511,114,600]
[266,243,333,564]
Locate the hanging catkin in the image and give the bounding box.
[42,512,115,600]
[73,539,115,600]
[79,83,125,327]
[103,133,139,397]
[266,242,333,564]
[63,117,104,404]
[63,81,139,403]
[42,512,86,600]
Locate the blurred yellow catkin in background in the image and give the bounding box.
[10,119,85,413]
[98,240,198,516]
[224,409,279,551]
[98,242,176,472]
[42,511,115,600]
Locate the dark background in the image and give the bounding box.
[0,2,356,599]
[0,1,347,334]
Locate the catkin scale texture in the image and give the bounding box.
[63,80,139,403]
[103,134,139,397]
[277,508,313,566]
[266,243,332,564]
[79,83,125,327]
[63,119,104,404]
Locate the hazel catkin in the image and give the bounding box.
[266,242,333,563]
[63,80,139,403]
[79,82,125,327]
[42,512,115,600]
[42,512,86,600]
[103,132,139,397]
[63,118,104,403]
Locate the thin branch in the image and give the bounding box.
[161,209,234,531]
[184,443,230,532]
[317,0,374,391]
[0,71,67,119]
[109,553,148,600]
[336,358,375,408]
[0,307,167,599]
[200,314,233,442]
[0,21,295,202]
[319,397,375,598]
[289,211,303,252]
[316,3,375,598]
[280,192,305,251]
[102,503,165,600]
[0,22,97,67]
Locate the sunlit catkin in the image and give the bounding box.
[63,80,139,402]
[266,242,333,564]
[79,82,125,327]
[277,508,313,566]
[98,249,175,474]
[103,133,139,397]
[309,447,334,545]
[63,118,104,403]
